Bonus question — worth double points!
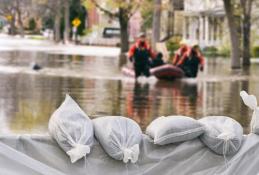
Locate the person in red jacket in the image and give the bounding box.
[176,45,204,77]
[172,41,191,66]
[128,33,156,78]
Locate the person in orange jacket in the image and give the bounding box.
[175,44,204,77]
[172,41,191,66]
[128,33,156,78]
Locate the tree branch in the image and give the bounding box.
[91,0,118,18]
[128,2,141,18]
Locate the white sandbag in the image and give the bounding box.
[199,116,243,156]
[146,116,205,145]
[48,94,94,163]
[93,116,142,163]
[240,90,259,134]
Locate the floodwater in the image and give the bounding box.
[0,51,258,134]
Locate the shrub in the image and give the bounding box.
[29,18,36,31]
[166,36,181,60]
[82,28,93,36]
[252,46,259,58]
[202,46,218,57]
[217,46,231,57]
[203,46,218,52]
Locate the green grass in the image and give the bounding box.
[28,35,46,40]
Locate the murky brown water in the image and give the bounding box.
[0,51,258,134]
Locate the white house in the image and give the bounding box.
[183,0,225,48]
[182,0,259,48]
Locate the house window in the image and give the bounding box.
[173,0,184,10]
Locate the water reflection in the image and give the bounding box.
[0,51,257,134]
[126,82,152,129]
[123,79,251,133]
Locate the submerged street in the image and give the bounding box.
[1,0,259,174]
[0,36,258,134]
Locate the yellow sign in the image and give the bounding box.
[6,15,13,21]
[72,18,81,27]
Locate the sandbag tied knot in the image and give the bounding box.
[240,90,259,133]
[122,144,140,163]
[217,132,235,155]
[240,91,257,110]
[66,144,90,163]
[217,131,234,168]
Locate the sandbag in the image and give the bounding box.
[93,116,142,163]
[48,94,94,163]
[240,90,259,134]
[199,116,243,156]
[146,116,205,145]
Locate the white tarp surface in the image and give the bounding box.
[0,134,259,175]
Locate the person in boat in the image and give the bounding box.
[175,44,205,78]
[128,33,156,78]
[172,40,191,66]
[150,52,165,68]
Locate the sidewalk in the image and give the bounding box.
[0,34,120,57]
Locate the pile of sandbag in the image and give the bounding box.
[49,95,142,164]
[48,90,257,164]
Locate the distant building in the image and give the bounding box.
[182,0,225,48]
[87,6,99,29]
[182,0,259,48]
[85,0,259,47]
[159,0,185,40]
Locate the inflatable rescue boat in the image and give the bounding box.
[122,64,184,80]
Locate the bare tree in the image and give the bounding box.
[0,0,40,36]
[39,0,62,42]
[223,0,241,69]
[89,0,141,53]
[0,0,17,35]
[31,0,63,42]
[14,0,24,37]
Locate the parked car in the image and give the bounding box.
[102,27,120,38]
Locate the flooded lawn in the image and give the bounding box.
[0,50,258,134]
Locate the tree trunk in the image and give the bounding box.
[16,0,24,37]
[242,14,251,66]
[223,0,241,69]
[54,0,61,42]
[17,13,24,37]
[152,0,162,49]
[240,0,253,66]
[10,16,16,35]
[118,8,129,53]
[63,0,70,44]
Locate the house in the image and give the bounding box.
[182,0,225,48]
[160,0,184,40]
[182,0,259,48]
